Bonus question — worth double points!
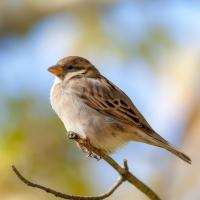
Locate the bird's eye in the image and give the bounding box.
[68,65,74,70]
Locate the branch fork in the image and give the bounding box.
[12,132,161,200]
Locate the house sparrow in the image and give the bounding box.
[48,56,191,164]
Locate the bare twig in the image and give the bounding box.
[12,165,124,200]
[12,132,161,200]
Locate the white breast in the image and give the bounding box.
[50,78,87,138]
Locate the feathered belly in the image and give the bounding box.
[68,104,129,153]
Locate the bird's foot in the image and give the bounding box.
[88,152,101,160]
[67,131,103,161]
[68,131,80,140]
[77,138,101,160]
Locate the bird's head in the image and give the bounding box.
[48,56,100,82]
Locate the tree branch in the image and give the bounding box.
[12,132,161,200]
[12,165,124,200]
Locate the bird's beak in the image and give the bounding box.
[48,65,63,76]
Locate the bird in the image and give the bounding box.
[48,56,191,164]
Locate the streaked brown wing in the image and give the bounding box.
[79,76,169,145]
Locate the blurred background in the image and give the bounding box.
[0,0,200,200]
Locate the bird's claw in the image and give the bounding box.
[67,131,80,140]
[87,153,101,161]
[68,132,102,161]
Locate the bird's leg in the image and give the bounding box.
[82,137,101,160]
[76,142,88,154]
[67,131,102,160]
[85,137,94,156]
[77,141,99,159]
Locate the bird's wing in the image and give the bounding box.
[79,76,169,145]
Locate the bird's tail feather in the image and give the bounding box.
[132,130,191,164]
[165,145,191,164]
[141,135,192,164]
